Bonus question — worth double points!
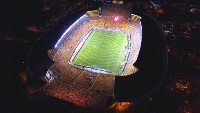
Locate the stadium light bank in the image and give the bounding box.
[54,14,88,48]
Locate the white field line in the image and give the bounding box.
[69,29,93,64]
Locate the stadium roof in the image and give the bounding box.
[86,10,99,17]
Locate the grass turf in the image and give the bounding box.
[72,29,128,74]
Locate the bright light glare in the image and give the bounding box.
[114,16,119,22]
[55,14,87,48]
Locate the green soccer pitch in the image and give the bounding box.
[72,29,128,74]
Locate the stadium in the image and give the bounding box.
[50,4,142,77]
[27,1,167,112]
